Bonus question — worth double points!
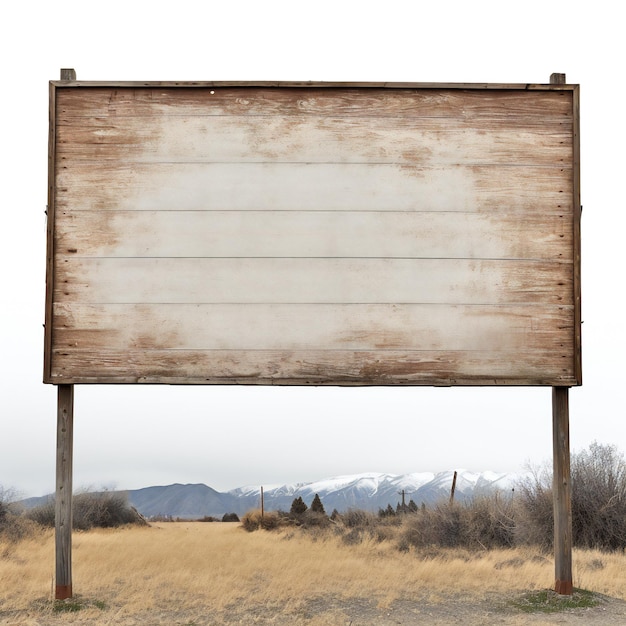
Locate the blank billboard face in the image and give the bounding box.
[45,82,580,386]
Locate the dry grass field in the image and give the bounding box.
[2,522,626,625]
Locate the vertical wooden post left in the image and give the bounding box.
[55,384,74,600]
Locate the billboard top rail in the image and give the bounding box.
[50,79,578,90]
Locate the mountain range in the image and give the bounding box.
[21,470,525,519]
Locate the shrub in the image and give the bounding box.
[515,468,553,550]
[571,442,626,550]
[222,513,240,522]
[241,509,283,532]
[300,510,330,529]
[516,442,626,551]
[25,498,56,527]
[0,512,40,543]
[342,509,376,528]
[394,496,516,552]
[26,490,145,530]
[1,487,40,542]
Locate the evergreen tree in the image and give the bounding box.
[290,496,308,516]
[310,493,326,515]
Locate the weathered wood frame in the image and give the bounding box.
[46,70,580,598]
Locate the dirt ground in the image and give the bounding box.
[3,591,626,626]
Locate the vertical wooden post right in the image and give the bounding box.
[54,68,76,602]
[550,71,573,596]
[55,384,74,600]
[552,386,573,595]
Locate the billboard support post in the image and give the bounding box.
[55,384,74,600]
[549,72,573,596]
[552,386,573,595]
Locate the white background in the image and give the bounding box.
[1,0,623,498]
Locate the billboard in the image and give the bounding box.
[45,81,580,386]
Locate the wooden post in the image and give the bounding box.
[55,384,74,600]
[449,470,457,504]
[549,71,573,596]
[553,386,573,595]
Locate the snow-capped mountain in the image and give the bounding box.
[20,470,527,519]
[230,470,523,516]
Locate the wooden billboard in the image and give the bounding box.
[45,79,580,386]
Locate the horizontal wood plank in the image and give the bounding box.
[56,87,573,120]
[53,302,573,352]
[49,348,576,386]
[55,114,571,165]
[54,209,572,259]
[54,163,572,213]
[54,258,572,305]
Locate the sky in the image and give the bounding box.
[1,1,624,499]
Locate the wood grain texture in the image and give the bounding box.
[49,349,576,386]
[55,385,73,599]
[553,386,574,593]
[46,84,580,385]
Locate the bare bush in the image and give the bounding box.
[1,487,41,542]
[241,509,283,531]
[571,442,626,550]
[25,498,56,527]
[516,442,626,552]
[515,468,553,550]
[25,490,145,530]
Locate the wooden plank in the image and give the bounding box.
[54,162,572,214]
[52,302,573,352]
[51,80,577,91]
[54,257,572,305]
[48,349,576,386]
[44,82,58,382]
[55,114,572,165]
[55,87,574,119]
[55,384,74,599]
[572,85,582,384]
[54,209,573,259]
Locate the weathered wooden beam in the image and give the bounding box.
[60,68,76,81]
[550,69,574,596]
[55,384,74,600]
[552,386,573,595]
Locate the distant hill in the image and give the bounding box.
[19,470,525,519]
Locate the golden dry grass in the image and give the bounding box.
[1,522,626,625]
